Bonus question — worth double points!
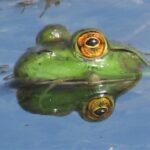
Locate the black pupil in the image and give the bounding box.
[94,108,106,116]
[85,38,99,47]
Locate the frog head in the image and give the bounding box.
[14,24,148,83]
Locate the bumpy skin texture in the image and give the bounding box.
[14,24,149,122]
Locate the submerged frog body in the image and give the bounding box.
[14,24,149,121]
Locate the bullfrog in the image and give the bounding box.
[14,24,149,122]
[14,24,149,83]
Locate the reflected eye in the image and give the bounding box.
[84,96,114,121]
[76,31,106,58]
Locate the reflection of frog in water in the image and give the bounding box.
[14,24,149,122]
[17,79,139,122]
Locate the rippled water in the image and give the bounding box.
[0,0,150,150]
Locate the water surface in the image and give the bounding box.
[0,0,150,150]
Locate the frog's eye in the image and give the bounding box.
[84,96,114,121]
[76,31,107,58]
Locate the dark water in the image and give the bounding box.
[0,0,150,150]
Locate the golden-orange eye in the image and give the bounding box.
[77,31,106,58]
[85,96,114,121]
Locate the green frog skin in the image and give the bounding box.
[14,24,149,83]
[14,24,149,122]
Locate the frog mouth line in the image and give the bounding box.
[11,77,139,87]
